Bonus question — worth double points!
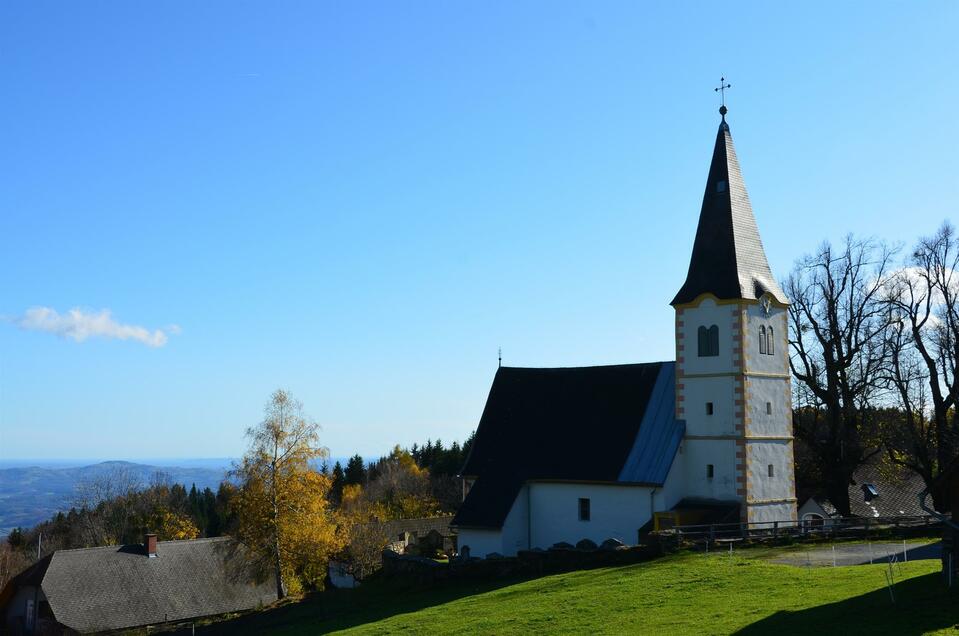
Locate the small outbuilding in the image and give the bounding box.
[0,534,277,634]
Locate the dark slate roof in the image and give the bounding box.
[453,362,683,529]
[811,462,927,518]
[847,463,927,518]
[672,114,787,305]
[34,537,276,633]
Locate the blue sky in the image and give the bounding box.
[1,2,956,461]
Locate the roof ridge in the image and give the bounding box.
[49,535,233,555]
[499,361,672,371]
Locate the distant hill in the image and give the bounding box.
[0,460,231,537]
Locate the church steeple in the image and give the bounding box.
[671,110,786,306]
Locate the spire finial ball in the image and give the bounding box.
[719,105,728,117]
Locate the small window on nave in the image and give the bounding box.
[578,498,591,521]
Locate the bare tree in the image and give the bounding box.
[341,521,391,581]
[786,236,896,515]
[884,222,959,507]
[71,465,144,547]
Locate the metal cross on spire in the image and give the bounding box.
[715,76,732,119]
[714,76,732,106]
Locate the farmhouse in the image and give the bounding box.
[0,534,277,634]
[453,107,798,557]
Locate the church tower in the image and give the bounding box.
[671,105,797,524]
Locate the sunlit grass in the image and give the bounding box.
[197,544,957,635]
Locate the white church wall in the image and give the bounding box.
[501,484,530,555]
[745,376,790,438]
[455,486,530,558]
[680,439,738,501]
[682,376,737,437]
[652,447,687,513]
[456,528,504,559]
[678,298,737,375]
[743,303,789,376]
[529,482,652,548]
[741,300,797,523]
[748,501,797,524]
[746,440,793,503]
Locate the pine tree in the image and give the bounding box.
[330,462,345,506]
[344,454,366,486]
[202,488,218,536]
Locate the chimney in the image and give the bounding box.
[145,533,158,558]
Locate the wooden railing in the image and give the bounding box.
[659,514,943,543]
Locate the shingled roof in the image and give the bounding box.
[671,113,786,306]
[453,362,684,529]
[7,537,276,633]
[844,463,925,518]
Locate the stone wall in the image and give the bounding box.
[380,542,663,586]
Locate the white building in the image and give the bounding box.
[452,107,798,557]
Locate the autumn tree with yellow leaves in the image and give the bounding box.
[365,446,440,519]
[233,389,346,598]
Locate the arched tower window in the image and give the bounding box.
[766,326,774,355]
[759,325,767,355]
[698,325,719,357]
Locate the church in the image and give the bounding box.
[452,106,798,558]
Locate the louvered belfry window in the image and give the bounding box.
[760,325,775,356]
[698,325,719,357]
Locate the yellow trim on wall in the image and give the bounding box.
[671,292,790,311]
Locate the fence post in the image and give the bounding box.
[741,522,747,539]
[710,525,715,543]
[773,521,779,538]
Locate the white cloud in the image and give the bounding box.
[12,307,177,348]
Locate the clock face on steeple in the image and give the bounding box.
[760,295,772,317]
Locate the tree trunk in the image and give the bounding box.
[271,447,285,600]
[825,471,851,518]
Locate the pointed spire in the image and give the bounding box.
[671,113,787,306]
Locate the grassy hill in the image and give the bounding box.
[189,545,959,635]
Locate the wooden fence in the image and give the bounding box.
[660,514,943,544]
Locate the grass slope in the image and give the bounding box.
[194,549,958,635]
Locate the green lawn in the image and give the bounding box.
[190,547,959,635]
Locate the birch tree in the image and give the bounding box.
[233,389,345,598]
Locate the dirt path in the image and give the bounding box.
[764,540,941,567]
